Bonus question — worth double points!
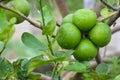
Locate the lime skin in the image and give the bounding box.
[73,9,97,32]
[61,13,73,24]
[73,38,97,61]
[56,23,81,49]
[88,22,112,47]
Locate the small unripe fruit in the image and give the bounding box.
[62,13,73,24]
[5,0,30,24]
[56,23,81,49]
[73,38,97,61]
[88,22,112,47]
[73,9,97,32]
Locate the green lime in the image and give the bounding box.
[5,0,30,24]
[73,38,97,61]
[56,23,81,49]
[88,22,111,47]
[62,13,73,24]
[73,9,97,32]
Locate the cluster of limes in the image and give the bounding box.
[5,0,30,24]
[56,9,112,61]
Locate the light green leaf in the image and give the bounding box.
[28,73,41,80]
[0,41,4,52]
[0,8,8,31]
[42,18,56,35]
[21,32,48,51]
[0,57,14,79]
[65,62,87,73]
[114,74,120,80]
[107,0,115,5]
[0,18,16,43]
[39,6,56,35]
[95,63,108,74]
[100,8,109,17]
[55,50,74,58]
[28,55,64,74]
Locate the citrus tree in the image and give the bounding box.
[0,0,120,80]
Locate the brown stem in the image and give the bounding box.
[107,10,120,26]
[56,0,69,17]
[112,26,120,34]
[95,48,102,64]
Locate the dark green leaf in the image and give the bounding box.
[0,8,8,31]
[0,57,14,79]
[65,62,87,73]
[13,58,29,79]
[28,55,64,74]
[95,63,108,74]
[22,32,48,51]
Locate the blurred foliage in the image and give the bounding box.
[2,39,41,58]
[66,0,83,12]
[2,34,59,59]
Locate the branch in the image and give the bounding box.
[100,0,118,11]
[0,3,42,29]
[107,10,120,26]
[97,11,117,22]
[56,0,69,17]
[112,25,120,34]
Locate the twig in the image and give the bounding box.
[57,23,60,27]
[107,10,120,26]
[112,26,120,34]
[0,45,6,56]
[0,3,58,37]
[97,11,117,22]
[100,0,118,11]
[0,3,42,29]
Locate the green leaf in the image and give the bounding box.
[0,18,16,43]
[21,32,48,51]
[65,62,87,73]
[42,18,56,35]
[95,63,108,74]
[0,57,14,79]
[28,55,64,74]
[114,74,120,80]
[28,73,41,80]
[39,6,56,35]
[55,50,74,58]
[0,8,8,31]
[100,8,109,17]
[13,58,29,79]
[0,41,4,52]
[107,0,115,5]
